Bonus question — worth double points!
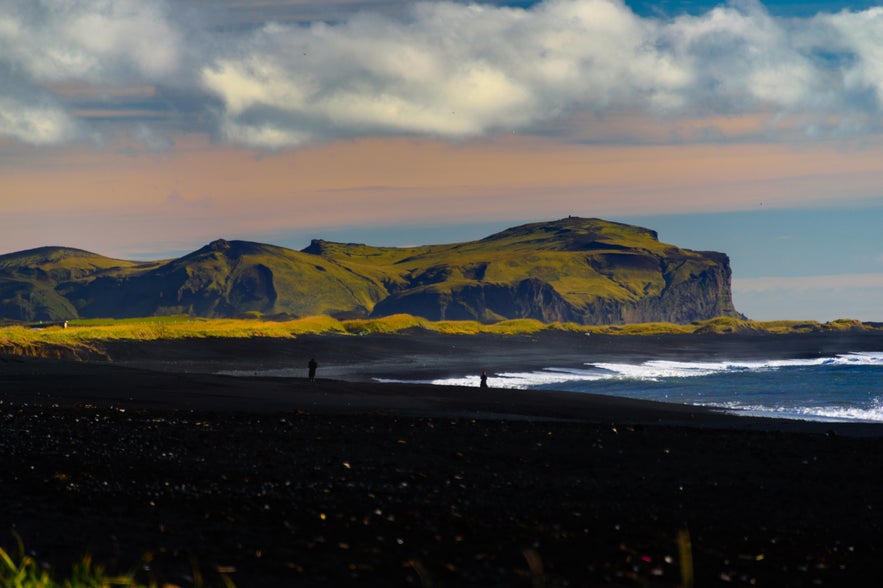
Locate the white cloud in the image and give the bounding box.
[5,0,883,147]
[63,3,182,79]
[0,0,187,145]
[664,1,821,110]
[198,0,883,148]
[811,7,883,104]
[0,94,82,145]
[200,0,698,147]
[0,1,184,82]
[0,62,83,144]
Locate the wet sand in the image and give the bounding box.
[2,331,882,586]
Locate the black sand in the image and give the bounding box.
[2,330,883,586]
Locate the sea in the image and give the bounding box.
[382,352,883,423]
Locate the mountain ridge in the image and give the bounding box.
[0,217,742,324]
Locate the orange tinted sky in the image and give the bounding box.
[4,132,883,258]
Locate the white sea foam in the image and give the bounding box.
[545,353,882,386]
[798,403,883,422]
[377,352,883,391]
[709,400,883,423]
[591,356,840,381]
[375,352,883,423]
[828,351,883,365]
[386,367,613,389]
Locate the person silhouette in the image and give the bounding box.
[308,358,318,382]
[480,370,488,388]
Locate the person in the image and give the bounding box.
[308,358,318,382]
[480,370,488,388]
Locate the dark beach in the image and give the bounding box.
[2,330,883,586]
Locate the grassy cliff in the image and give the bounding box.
[0,218,741,325]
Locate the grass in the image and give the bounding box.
[342,314,429,334]
[2,529,700,588]
[0,541,140,588]
[0,534,236,588]
[1,314,878,360]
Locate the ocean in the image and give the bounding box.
[394,352,883,423]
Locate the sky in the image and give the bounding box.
[2,0,883,322]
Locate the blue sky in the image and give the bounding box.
[2,0,883,322]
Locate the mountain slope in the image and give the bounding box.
[309,217,739,324]
[65,239,389,319]
[0,247,158,322]
[0,218,742,324]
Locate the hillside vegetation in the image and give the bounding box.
[0,217,740,325]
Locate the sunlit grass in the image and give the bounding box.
[689,316,758,334]
[586,322,694,336]
[342,314,429,334]
[0,540,236,588]
[1,314,879,359]
[483,319,549,335]
[0,540,141,588]
[677,528,694,588]
[822,318,866,331]
[430,320,486,335]
[8,316,348,342]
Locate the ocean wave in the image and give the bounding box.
[828,351,883,365]
[709,400,883,423]
[375,352,883,424]
[377,352,883,390]
[492,352,883,388]
[590,355,871,381]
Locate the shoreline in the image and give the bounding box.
[108,328,883,378]
[8,328,883,433]
[3,353,882,436]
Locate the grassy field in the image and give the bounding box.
[0,314,875,359]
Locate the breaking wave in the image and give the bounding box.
[380,352,883,423]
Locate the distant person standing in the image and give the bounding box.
[308,358,318,382]
[480,370,488,388]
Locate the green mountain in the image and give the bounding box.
[0,246,161,323]
[0,218,741,324]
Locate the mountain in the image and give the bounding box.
[0,246,161,323]
[0,218,742,324]
[56,239,388,320]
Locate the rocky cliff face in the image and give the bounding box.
[575,253,737,325]
[354,218,742,324]
[371,278,581,323]
[0,218,743,324]
[370,253,739,325]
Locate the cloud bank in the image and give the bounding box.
[4,0,883,148]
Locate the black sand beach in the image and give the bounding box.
[2,331,883,586]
